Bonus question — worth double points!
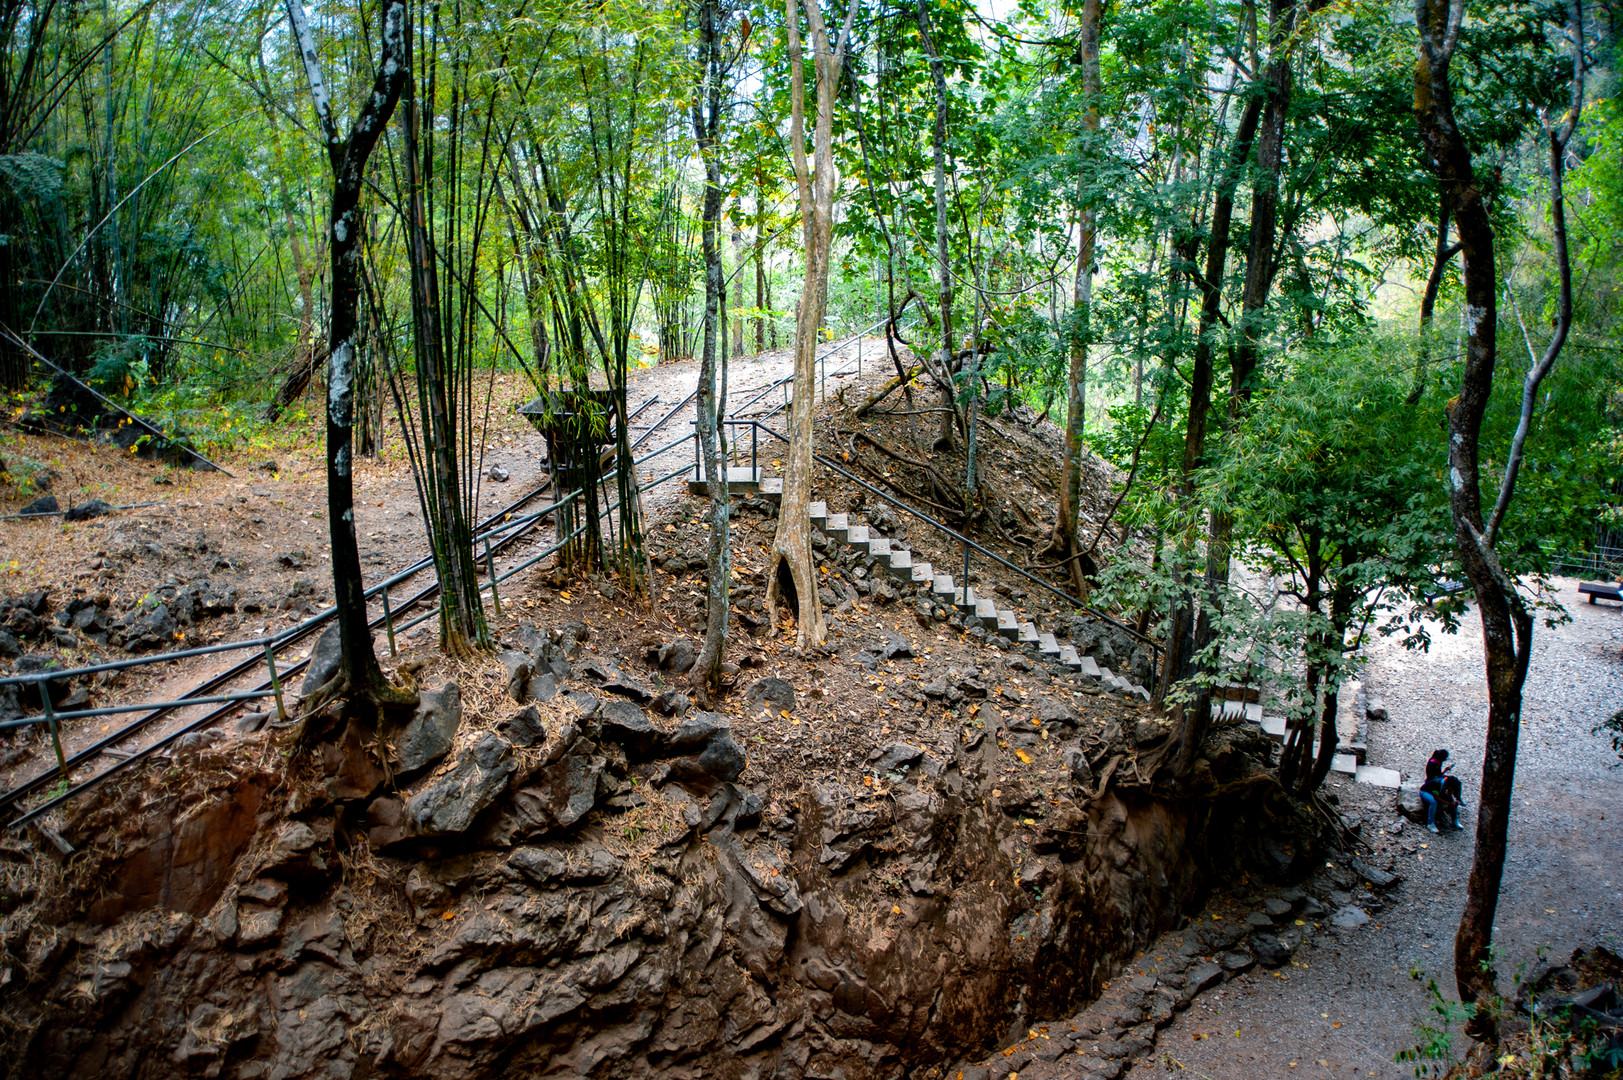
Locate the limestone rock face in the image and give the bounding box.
[13,641,1304,1080]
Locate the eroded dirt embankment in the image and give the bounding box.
[0,612,1306,1080]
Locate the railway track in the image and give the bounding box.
[0,349,827,829]
[1,391,693,828]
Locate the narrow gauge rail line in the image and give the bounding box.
[3,392,696,828]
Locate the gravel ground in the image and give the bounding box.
[1132,579,1623,1079]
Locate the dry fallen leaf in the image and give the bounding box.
[1015,749,1032,764]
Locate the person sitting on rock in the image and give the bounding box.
[1420,749,1465,833]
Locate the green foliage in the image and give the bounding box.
[1396,969,1474,1077]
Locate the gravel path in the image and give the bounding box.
[1133,578,1623,1079]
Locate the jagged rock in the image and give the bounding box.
[505,842,621,888]
[18,494,58,516]
[488,464,510,482]
[662,715,746,787]
[657,638,696,674]
[920,678,949,698]
[1395,787,1427,824]
[366,796,408,847]
[397,682,462,772]
[597,700,659,757]
[1329,905,1370,930]
[501,650,533,700]
[301,625,343,695]
[881,631,913,659]
[601,670,655,704]
[500,705,548,748]
[1061,745,1095,789]
[523,673,558,703]
[1180,962,1225,1005]
[1244,911,1273,928]
[64,498,112,522]
[1263,897,1293,917]
[653,689,691,716]
[478,737,606,845]
[1366,696,1389,722]
[914,599,935,627]
[407,734,516,837]
[1134,719,1169,746]
[875,742,924,773]
[1220,950,1255,973]
[576,656,617,683]
[957,678,987,698]
[744,677,795,713]
[1037,699,1078,726]
[1348,856,1400,888]
[1249,932,1292,968]
[276,549,310,569]
[118,602,179,652]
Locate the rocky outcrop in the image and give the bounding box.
[0,630,1309,1080]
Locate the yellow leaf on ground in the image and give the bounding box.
[1015,749,1032,764]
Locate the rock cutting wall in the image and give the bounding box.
[0,628,1300,1080]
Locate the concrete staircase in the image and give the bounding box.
[807,500,1155,701]
[1211,691,1400,789]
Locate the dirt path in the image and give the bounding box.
[1131,581,1623,1079]
[0,343,889,809]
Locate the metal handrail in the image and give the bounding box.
[2,392,706,826]
[728,317,888,418]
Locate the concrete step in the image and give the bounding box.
[1332,753,1358,776]
[867,536,891,563]
[809,502,828,530]
[1354,765,1401,788]
[846,525,870,548]
[1057,645,1082,668]
[995,610,1018,639]
[1078,654,1100,680]
[911,561,933,585]
[1127,684,1152,702]
[973,597,998,629]
[1018,621,1040,644]
[1037,633,1060,656]
[825,513,849,541]
[687,466,762,495]
[932,574,956,599]
[757,477,783,500]
[886,548,914,580]
[1098,665,1115,682]
[953,586,977,613]
[1260,715,1286,739]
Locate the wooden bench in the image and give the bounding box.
[1578,581,1623,605]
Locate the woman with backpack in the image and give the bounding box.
[1419,749,1466,833]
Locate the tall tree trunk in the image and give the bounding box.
[286,0,413,707]
[756,179,767,354]
[1159,86,1263,767]
[768,0,854,650]
[1186,0,1296,769]
[915,0,957,453]
[1046,0,1104,598]
[688,0,734,702]
[400,65,488,657]
[1407,191,1459,405]
[1413,0,1584,1032]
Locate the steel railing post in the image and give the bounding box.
[381,591,397,655]
[485,536,502,615]
[264,642,286,720]
[40,680,66,787]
